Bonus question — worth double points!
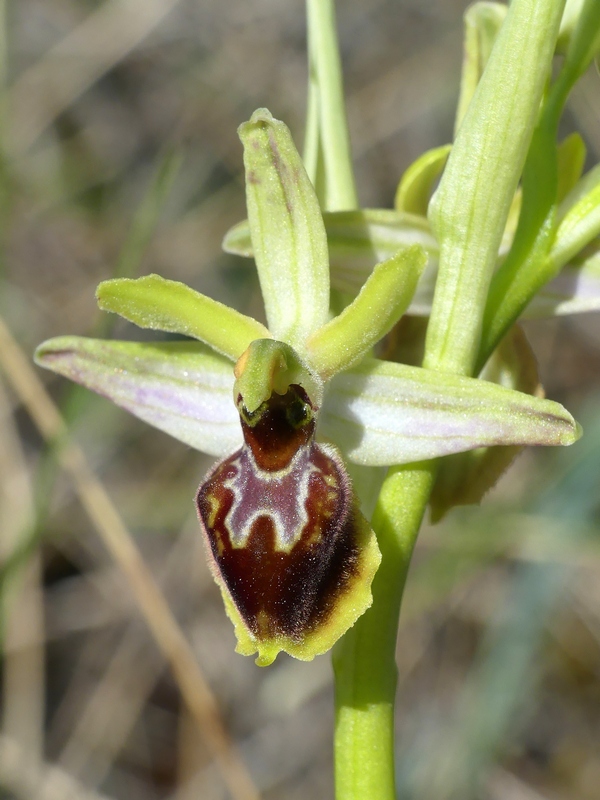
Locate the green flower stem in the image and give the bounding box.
[306,0,357,211]
[333,463,435,800]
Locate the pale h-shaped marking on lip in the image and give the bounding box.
[222,443,322,551]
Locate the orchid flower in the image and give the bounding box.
[35,109,580,666]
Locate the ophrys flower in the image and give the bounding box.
[36,110,580,665]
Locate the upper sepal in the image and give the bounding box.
[239,108,330,348]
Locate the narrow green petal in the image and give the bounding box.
[96,274,269,361]
[329,247,600,321]
[394,145,451,216]
[35,337,240,457]
[307,245,427,379]
[239,108,330,346]
[321,358,581,467]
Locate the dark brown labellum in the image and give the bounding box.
[196,384,367,653]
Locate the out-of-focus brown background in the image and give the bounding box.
[1,1,600,798]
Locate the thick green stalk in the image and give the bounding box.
[333,465,435,800]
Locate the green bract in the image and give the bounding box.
[36,109,581,665]
[480,0,600,368]
[426,0,566,377]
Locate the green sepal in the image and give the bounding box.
[238,108,330,347]
[233,338,323,414]
[454,1,507,134]
[34,337,241,457]
[306,244,427,379]
[394,145,451,216]
[322,357,581,468]
[215,500,381,666]
[96,274,269,361]
[430,326,540,521]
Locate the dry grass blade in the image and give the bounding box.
[56,527,200,788]
[7,0,182,157]
[0,377,45,764]
[0,315,260,800]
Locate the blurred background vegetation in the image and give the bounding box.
[1,1,600,798]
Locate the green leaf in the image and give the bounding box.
[306,245,427,379]
[238,108,330,347]
[321,357,581,468]
[96,274,270,361]
[34,337,241,457]
[425,0,565,376]
[455,2,507,134]
[561,0,600,79]
[394,145,451,216]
